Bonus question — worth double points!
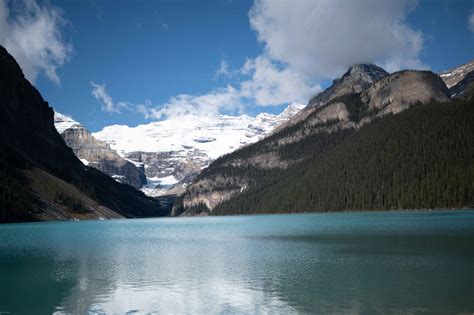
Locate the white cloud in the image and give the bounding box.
[240,56,320,106]
[136,100,155,118]
[469,12,474,33]
[136,54,320,120]
[165,0,422,117]
[137,85,241,120]
[136,57,319,120]
[91,82,129,113]
[249,0,424,78]
[0,0,72,84]
[115,0,428,121]
[215,57,230,78]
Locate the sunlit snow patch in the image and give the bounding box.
[54,112,83,133]
[79,158,89,166]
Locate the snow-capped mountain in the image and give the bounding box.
[54,112,83,133]
[93,103,305,196]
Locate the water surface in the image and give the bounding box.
[0,211,473,314]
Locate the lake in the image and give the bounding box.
[0,211,473,314]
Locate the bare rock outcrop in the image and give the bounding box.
[276,64,387,133]
[308,64,388,108]
[440,60,474,88]
[55,113,146,189]
[361,70,451,115]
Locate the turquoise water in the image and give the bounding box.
[0,211,473,314]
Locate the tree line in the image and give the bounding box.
[212,99,474,214]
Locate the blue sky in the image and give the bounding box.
[1,0,473,132]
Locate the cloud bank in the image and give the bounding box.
[137,60,318,120]
[240,56,319,106]
[0,0,72,84]
[250,0,424,78]
[137,85,241,119]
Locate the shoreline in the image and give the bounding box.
[2,207,473,225]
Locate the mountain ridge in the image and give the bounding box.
[0,45,169,222]
[440,60,474,88]
[178,64,455,215]
[440,60,474,99]
[91,103,305,197]
[308,64,389,108]
[213,99,474,215]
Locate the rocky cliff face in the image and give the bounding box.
[93,103,305,197]
[440,60,474,99]
[54,113,146,188]
[0,45,168,222]
[360,70,451,116]
[276,64,388,132]
[180,65,452,215]
[450,71,474,100]
[440,60,474,88]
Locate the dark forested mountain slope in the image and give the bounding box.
[0,46,169,222]
[179,66,452,215]
[213,99,474,214]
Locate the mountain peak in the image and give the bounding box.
[279,102,306,117]
[54,112,82,133]
[343,64,388,80]
[309,64,388,108]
